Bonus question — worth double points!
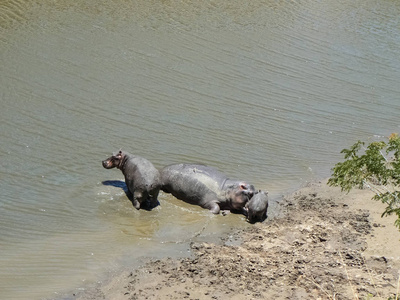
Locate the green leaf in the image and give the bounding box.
[329,136,400,230]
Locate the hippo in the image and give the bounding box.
[246,190,268,223]
[102,150,161,210]
[160,163,255,214]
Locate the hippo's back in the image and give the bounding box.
[125,153,161,189]
[160,164,227,204]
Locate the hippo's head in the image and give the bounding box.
[226,182,256,210]
[102,150,124,169]
[246,190,269,223]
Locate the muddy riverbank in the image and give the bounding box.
[72,180,400,300]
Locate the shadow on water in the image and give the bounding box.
[101,180,159,211]
[102,180,128,192]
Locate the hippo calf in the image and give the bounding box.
[246,190,268,223]
[160,163,255,214]
[102,150,161,210]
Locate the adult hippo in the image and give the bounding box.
[246,190,268,223]
[160,163,255,214]
[102,150,161,210]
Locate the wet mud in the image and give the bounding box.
[75,182,400,300]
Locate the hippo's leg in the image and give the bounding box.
[132,191,143,210]
[203,201,220,214]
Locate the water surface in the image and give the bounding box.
[1,0,400,299]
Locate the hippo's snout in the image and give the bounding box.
[243,184,256,199]
[102,159,113,169]
[247,188,255,199]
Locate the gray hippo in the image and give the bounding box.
[246,190,268,223]
[102,150,161,210]
[160,163,255,214]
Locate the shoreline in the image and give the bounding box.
[71,180,400,300]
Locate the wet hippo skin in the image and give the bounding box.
[160,163,255,214]
[102,150,161,210]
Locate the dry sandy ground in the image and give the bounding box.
[74,181,400,300]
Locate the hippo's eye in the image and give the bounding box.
[240,184,247,190]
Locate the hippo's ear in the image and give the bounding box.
[240,184,247,190]
[113,150,122,159]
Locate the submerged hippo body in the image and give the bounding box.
[246,190,268,223]
[102,150,161,210]
[160,164,255,214]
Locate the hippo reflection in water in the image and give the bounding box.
[160,163,255,214]
[102,150,161,210]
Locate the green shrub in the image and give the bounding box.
[328,133,400,230]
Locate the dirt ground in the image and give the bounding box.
[75,181,400,300]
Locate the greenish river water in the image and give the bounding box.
[1,0,399,299]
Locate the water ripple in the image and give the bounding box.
[1,0,400,299]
